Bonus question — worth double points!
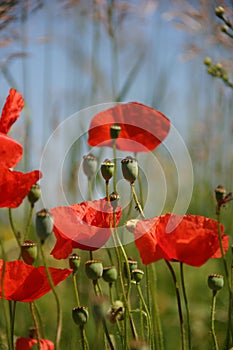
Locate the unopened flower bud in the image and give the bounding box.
[72,306,89,326]
[103,266,118,283]
[208,274,224,291]
[215,185,226,204]
[69,253,81,274]
[101,159,114,182]
[27,184,41,206]
[121,156,138,184]
[21,240,38,265]
[215,6,225,18]
[109,191,120,212]
[204,57,212,66]
[110,124,121,139]
[85,260,103,280]
[35,209,54,243]
[83,154,97,179]
[107,300,124,323]
[124,258,138,279]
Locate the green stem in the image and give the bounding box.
[88,178,93,201]
[72,273,80,306]
[130,183,145,219]
[150,264,164,350]
[24,204,34,241]
[29,302,41,350]
[9,301,17,350]
[33,302,45,339]
[0,242,13,350]
[40,243,62,350]
[134,153,144,209]
[106,180,109,201]
[165,260,185,350]
[8,209,21,248]
[112,140,117,192]
[180,263,191,350]
[216,210,232,346]
[210,291,219,350]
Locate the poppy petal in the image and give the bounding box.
[0,133,23,168]
[0,88,24,134]
[88,102,170,152]
[50,199,122,259]
[131,213,228,267]
[0,260,72,302]
[15,337,54,350]
[0,167,42,208]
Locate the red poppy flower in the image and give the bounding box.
[88,102,170,152]
[0,259,72,302]
[129,213,229,267]
[0,89,42,208]
[50,198,122,259]
[15,337,54,350]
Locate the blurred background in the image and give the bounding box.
[0,1,233,349]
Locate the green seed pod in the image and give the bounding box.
[35,209,54,243]
[72,306,89,326]
[101,159,114,182]
[21,240,38,265]
[208,274,224,291]
[83,154,97,179]
[27,184,41,206]
[103,266,118,283]
[132,269,144,284]
[85,260,103,280]
[110,124,121,139]
[121,156,138,184]
[69,253,81,274]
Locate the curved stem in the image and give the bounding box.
[130,183,145,219]
[8,209,21,248]
[29,302,41,350]
[210,291,219,350]
[112,140,117,192]
[88,178,93,201]
[180,263,191,350]
[72,273,80,306]
[136,283,153,348]
[40,243,62,350]
[165,260,185,350]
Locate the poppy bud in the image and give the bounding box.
[103,266,118,283]
[110,124,121,139]
[21,240,38,265]
[107,300,124,323]
[203,57,212,66]
[27,184,41,206]
[215,185,226,204]
[208,274,224,291]
[215,6,224,18]
[69,253,81,274]
[72,306,89,326]
[85,260,103,280]
[121,156,138,184]
[132,269,144,284]
[83,154,97,179]
[35,209,54,243]
[101,159,114,182]
[109,191,120,212]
